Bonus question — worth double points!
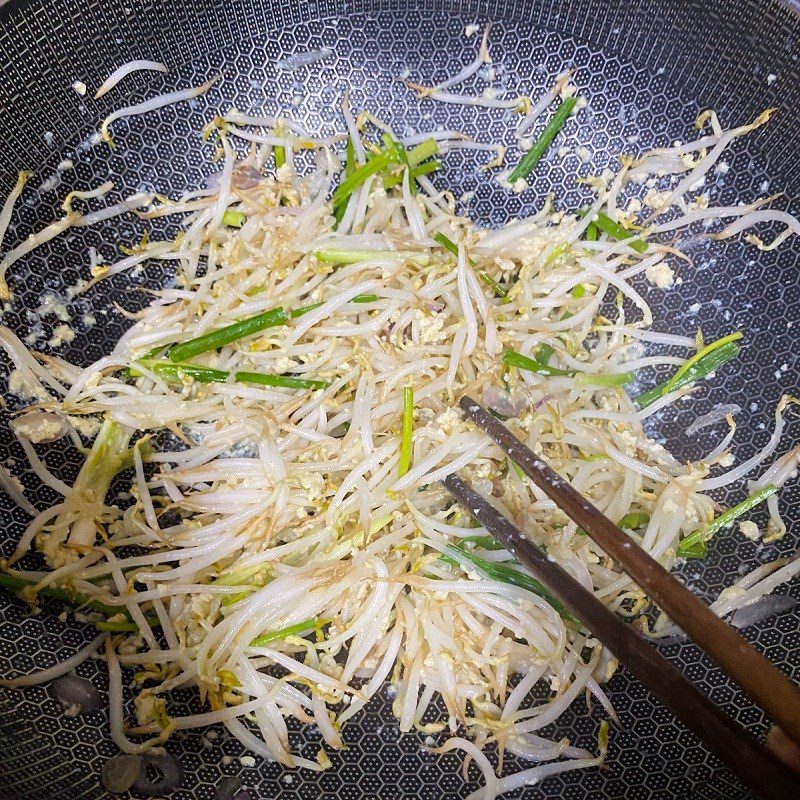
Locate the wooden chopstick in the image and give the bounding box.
[442,472,800,799]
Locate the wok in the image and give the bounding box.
[0,0,799,797]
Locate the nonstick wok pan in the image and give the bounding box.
[0,0,799,798]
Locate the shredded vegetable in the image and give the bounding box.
[94,60,168,100]
[0,572,160,630]
[0,68,798,800]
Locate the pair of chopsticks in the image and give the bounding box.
[443,396,800,799]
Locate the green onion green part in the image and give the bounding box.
[579,453,607,462]
[617,512,651,530]
[478,271,508,298]
[383,134,410,167]
[331,149,395,209]
[676,484,777,559]
[250,618,320,647]
[333,202,347,226]
[543,243,569,267]
[222,209,246,228]
[574,371,635,388]
[0,571,160,631]
[636,332,742,407]
[398,385,414,478]
[508,96,578,183]
[314,249,429,265]
[274,145,286,170]
[443,544,572,619]
[579,210,647,254]
[407,138,439,167]
[535,343,555,365]
[506,347,634,387]
[290,301,324,318]
[211,565,267,586]
[137,359,328,390]
[503,348,575,377]
[458,535,505,550]
[169,307,289,362]
[571,284,586,298]
[166,292,382,363]
[674,534,708,559]
[383,159,442,189]
[434,231,459,257]
[212,565,271,607]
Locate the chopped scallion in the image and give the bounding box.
[314,249,429,265]
[535,343,555,365]
[674,533,707,559]
[331,149,395,209]
[212,565,267,587]
[543,243,569,266]
[459,535,505,551]
[290,301,324,318]
[407,138,439,166]
[398,385,414,478]
[443,544,571,619]
[475,271,506,298]
[505,348,634,387]
[636,332,742,407]
[574,371,634,388]
[383,159,442,189]
[617,512,650,530]
[0,572,160,630]
[169,307,289,361]
[250,618,321,647]
[222,209,246,228]
[578,209,647,253]
[137,359,328,390]
[167,293,384,362]
[434,231,459,257]
[508,96,578,183]
[676,484,777,559]
[503,348,575,377]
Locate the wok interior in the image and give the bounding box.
[0,0,798,797]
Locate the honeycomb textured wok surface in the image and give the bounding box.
[0,0,799,797]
